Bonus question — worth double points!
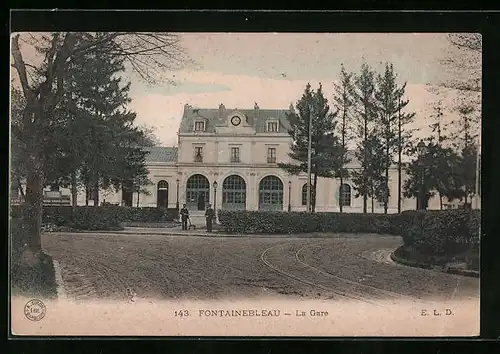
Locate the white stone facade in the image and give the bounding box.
[14,104,474,213]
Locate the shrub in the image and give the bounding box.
[401,210,480,256]
[218,209,481,258]
[71,206,124,231]
[10,205,179,231]
[217,210,400,235]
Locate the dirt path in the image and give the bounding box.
[42,233,479,302]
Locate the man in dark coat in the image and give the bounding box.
[180,204,189,230]
[205,204,215,232]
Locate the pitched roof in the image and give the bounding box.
[179,104,291,134]
[142,146,178,163]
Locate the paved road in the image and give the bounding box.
[42,232,479,303]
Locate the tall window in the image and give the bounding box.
[267,121,278,132]
[339,184,351,207]
[230,147,240,163]
[259,175,283,211]
[157,180,169,208]
[194,121,205,132]
[222,175,246,210]
[301,184,309,205]
[194,146,203,162]
[186,174,210,210]
[267,147,276,163]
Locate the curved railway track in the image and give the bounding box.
[261,242,432,307]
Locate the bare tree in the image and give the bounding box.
[10,32,190,251]
[439,33,482,94]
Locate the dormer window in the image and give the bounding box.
[194,120,205,132]
[267,120,278,133]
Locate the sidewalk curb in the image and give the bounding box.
[390,251,479,278]
[52,259,67,299]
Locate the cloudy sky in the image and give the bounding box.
[123,32,477,147]
[12,33,480,147]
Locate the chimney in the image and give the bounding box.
[218,103,225,118]
[183,103,190,117]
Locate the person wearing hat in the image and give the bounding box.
[180,204,189,230]
[205,203,215,232]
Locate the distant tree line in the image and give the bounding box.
[280,50,480,213]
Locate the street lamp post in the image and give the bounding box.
[416,140,428,210]
[176,178,180,220]
[288,180,292,212]
[176,179,180,210]
[213,181,218,223]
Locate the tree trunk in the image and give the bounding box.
[363,116,368,214]
[370,180,374,213]
[439,193,443,210]
[312,173,318,213]
[93,180,99,206]
[71,171,78,207]
[136,189,140,207]
[24,167,44,251]
[85,185,89,206]
[17,178,26,202]
[339,173,343,213]
[384,142,389,214]
[397,109,402,214]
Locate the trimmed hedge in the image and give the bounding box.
[399,209,480,255]
[217,210,401,235]
[218,209,481,257]
[10,205,179,231]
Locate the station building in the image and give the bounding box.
[12,103,474,215]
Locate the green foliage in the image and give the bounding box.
[351,135,386,206]
[218,209,480,258]
[373,63,414,213]
[278,83,345,211]
[398,209,480,255]
[403,141,465,203]
[218,210,400,235]
[10,205,179,230]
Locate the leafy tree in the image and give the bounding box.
[445,102,480,207]
[11,32,188,251]
[279,83,344,212]
[374,63,412,214]
[332,64,354,212]
[350,63,378,213]
[351,135,386,213]
[403,141,464,209]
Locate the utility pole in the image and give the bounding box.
[306,109,313,213]
[474,142,481,210]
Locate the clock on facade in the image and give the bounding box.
[231,116,241,126]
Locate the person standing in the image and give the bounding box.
[180,204,189,230]
[205,204,215,232]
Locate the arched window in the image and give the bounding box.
[259,176,283,211]
[186,174,210,210]
[301,183,308,206]
[301,183,316,207]
[222,175,246,210]
[157,180,169,208]
[339,184,351,207]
